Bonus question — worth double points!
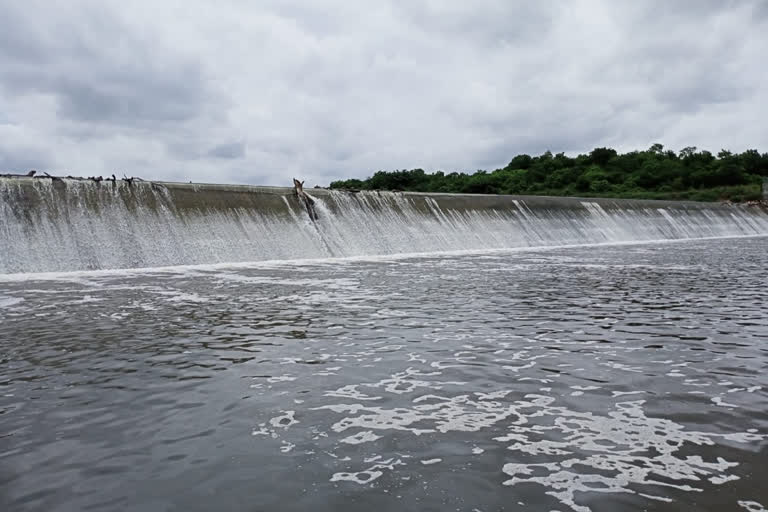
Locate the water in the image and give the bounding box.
[2,178,768,274]
[1,237,767,511]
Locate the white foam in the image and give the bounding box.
[340,431,382,445]
[267,375,297,384]
[712,396,739,408]
[3,233,767,282]
[739,501,768,512]
[498,397,762,512]
[0,296,24,308]
[269,411,298,430]
[330,457,405,485]
[300,385,764,509]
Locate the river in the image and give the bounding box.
[1,237,767,511]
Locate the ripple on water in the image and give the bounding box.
[1,238,767,511]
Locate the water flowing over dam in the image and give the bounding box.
[1,177,768,274]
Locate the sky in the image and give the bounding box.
[0,0,766,186]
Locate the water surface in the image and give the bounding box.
[1,237,767,511]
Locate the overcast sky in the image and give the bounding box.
[1,1,766,186]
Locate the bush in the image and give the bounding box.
[327,146,768,202]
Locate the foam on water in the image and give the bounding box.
[0,295,24,308]
[740,501,768,512]
[2,178,768,273]
[2,238,767,511]
[257,358,765,511]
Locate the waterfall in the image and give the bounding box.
[2,178,767,274]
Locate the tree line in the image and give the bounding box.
[329,144,768,202]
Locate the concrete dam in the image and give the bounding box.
[1,177,768,274]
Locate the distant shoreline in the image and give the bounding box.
[330,145,768,203]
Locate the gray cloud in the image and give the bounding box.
[754,1,768,21]
[208,141,246,159]
[0,2,211,128]
[396,1,555,46]
[0,143,53,172]
[0,0,765,186]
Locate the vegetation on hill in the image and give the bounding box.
[329,144,768,202]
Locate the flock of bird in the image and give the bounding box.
[0,170,145,185]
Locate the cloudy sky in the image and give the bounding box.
[0,1,766,186]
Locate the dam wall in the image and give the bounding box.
[2,177,768,274]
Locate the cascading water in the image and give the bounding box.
[1,177,768,274]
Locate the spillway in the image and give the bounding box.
[1,177,767,274]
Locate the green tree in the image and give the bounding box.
[328,144,764,202]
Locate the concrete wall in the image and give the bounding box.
[2,176,767,218]
[150,180,768,214]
